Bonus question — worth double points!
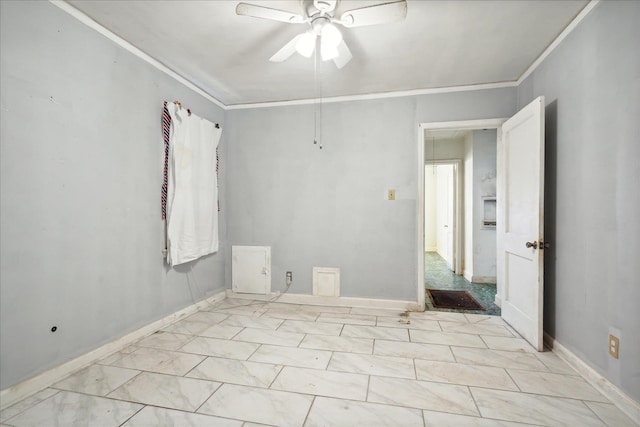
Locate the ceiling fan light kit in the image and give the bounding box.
[295,32,316,57]
[236,0,408,68]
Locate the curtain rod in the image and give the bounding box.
[166,100,221,129]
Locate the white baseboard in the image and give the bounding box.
[0,290,226,410]
[544,332,640,424]
[494,294,502,307]
[229,290,421,312]
[471,275,496,284]
[463,269,473,283]
[225,289,283,301]
[279,293,422,312]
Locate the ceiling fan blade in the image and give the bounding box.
[236,3,305,24]
[333,40,352,69]
[339,0,407,28]
[269,34,303,62]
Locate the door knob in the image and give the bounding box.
[525,241,538,249]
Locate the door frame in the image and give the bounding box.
[417,119,506,309]
[424,160,462,274]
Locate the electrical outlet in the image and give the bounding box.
[286,271,292,287]
[609,334,620,359]
[387,189,396,200]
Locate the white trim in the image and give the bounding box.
[226,82,517,110]
[49,0,596,110]
[421,119,507,132]
[417,125,426,309]
[544,333,640,424]
[0,291,226,410]
[463,269,473,283]
[517,0,600,85]
[273,293,421,311]
[225,289,283,301]
[471,275,497,284]
[48,0,225,109]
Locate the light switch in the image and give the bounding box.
[609,335,619,359]
[387,189,396,200]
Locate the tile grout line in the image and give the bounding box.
[181,354,210,379]
[193,381,223,414]
[0,389,60,425]
[301,395,317,427]
[365,375,372,403]
[266,364,285,389]
[468,384,622,406]
[466,385,484,419]
[116,403,146,427]
[581,400,618,427]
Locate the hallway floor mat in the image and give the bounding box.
[427,289,485,310]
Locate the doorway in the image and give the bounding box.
[417,98,546,350]
[423,130,499,315]
[416,119,505,314]
[424,161,462,274]
[426,163,455,268]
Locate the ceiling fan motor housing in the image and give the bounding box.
[311,16,331,35]
[313,0,338,13]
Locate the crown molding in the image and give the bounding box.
[49,0,225,110]
[225,81,518,110]
[517,0,600,85]
[51,0,599,111]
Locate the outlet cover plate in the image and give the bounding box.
[609,334,619,359]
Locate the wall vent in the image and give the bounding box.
[312,267,341,297]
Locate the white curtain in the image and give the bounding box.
[166,102,221,266]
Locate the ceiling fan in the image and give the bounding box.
[236,0,408,69]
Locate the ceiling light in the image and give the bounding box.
[295,31,316,58]
[321,40,339,61]
[321,23,342,48]
[320,23,341,61]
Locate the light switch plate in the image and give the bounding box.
[387,189,396,200]
[609,334,619,359]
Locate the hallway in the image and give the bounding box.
[425,252,500,316]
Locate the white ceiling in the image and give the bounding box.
[67,0,590,106]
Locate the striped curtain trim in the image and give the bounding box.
[161,102,171,220]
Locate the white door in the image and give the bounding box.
[497,96,545,351]
[445,164,455,269]
[436,165,455,270]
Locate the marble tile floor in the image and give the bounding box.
[425,252,501,316]
[1,298,637,427]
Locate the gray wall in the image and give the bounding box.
[8,0,635,405]
[0,1,226,390]
[225,89,516,301]
[518,1,639,401]
[471,130,497,281]
[425,137,465,160]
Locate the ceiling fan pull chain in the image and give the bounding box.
[313,43,318,147]
[314,41,323,150]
